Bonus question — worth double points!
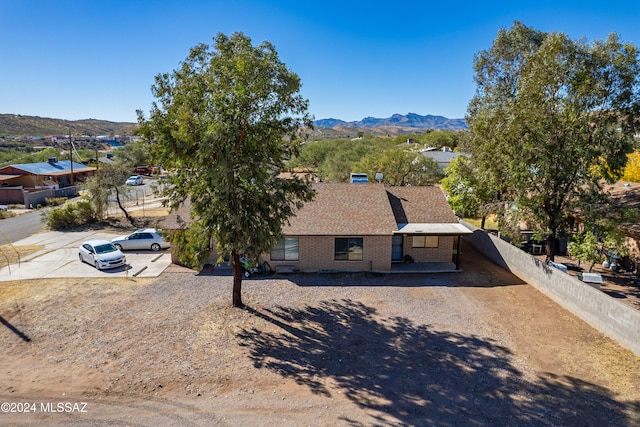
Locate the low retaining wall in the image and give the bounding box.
[23,187,77,208]
[461,220,640,356]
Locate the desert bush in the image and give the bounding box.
[0,210,16,219]
[42,196,96,229]
[44,197,67,206]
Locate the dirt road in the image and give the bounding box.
[1,243,639,426]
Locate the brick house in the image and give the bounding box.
[264,183,471,273]
[161,182,472,272]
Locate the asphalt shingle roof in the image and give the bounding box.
[161,183,462,237]
[283,182,398,235]
[386,186,458,224]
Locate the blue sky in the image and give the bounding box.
[1,1,640,123]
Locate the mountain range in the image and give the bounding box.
[314,113,467,132]
[0,112,466,138]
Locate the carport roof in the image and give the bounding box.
[0,174,21,181]
[395,223,472,235]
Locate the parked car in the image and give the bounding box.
[111,228,170,252]
[79,240,127,270]
[125,175,144,186]
[135,166,156,176]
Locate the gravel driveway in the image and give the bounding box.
[1,242,639,426]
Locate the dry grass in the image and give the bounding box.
[0,244,43,268]
[0,277,153,307]
[463,215,500,229]
[130,207,169,217]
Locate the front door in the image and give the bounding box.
[392,235,403,262]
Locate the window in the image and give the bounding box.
[271,238,299,261]
[131,233,152,240]
[412,236,439,248]
[335,238,363,261]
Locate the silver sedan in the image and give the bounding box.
[79,240,127,270]
[111,228,170,252]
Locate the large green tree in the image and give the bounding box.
[441,155,491,221]
[466,21,640,260]
[352,148,443,185]
[290,136,395,182]
[138,32,314,307]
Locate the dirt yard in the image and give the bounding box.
[1,242,639,426]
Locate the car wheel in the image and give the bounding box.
[79,253,84,263]
[151,243,161,251]
[94,261,101,270]
[114,243,123,251]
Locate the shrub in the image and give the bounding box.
[169,221,212,269]
[44,197,67,206]
[42,196,96,229]
[0,210,16,219]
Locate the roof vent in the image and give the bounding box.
[48,157,58,164]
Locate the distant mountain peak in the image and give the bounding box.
[313,113,467,132]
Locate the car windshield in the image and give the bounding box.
[94,243,117,254]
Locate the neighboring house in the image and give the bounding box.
[0,158,95,188]
[84,153,115,168]
[264,183,471,273]
[420,147,468,170]
[604,181,640,272]
[0,158,96,206]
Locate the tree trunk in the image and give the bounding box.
[114,188,136,227]
[232,250,244,308]
[546,234,556,262]
[481,215,486,229]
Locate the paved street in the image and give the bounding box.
[0,208,47,244]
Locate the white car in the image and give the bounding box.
[79,240,127,270]
[111,228,170,252]
[126,175,144,186]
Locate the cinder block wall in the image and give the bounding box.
[461,220,640,356]
[265,235,392,272]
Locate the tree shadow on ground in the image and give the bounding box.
[238,299,637,426]
[0,315,30,342]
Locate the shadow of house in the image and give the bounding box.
[238,299,636,426]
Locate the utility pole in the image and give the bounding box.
[69,127,74,186]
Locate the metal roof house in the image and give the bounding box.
[0,158,96,206]
[420,148,468,170]
[0,158,96,188]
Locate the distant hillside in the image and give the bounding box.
[1,112,466,139]
[314,113,467,134]
[0,114,136,137]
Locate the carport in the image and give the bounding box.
[391,222,472,272]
